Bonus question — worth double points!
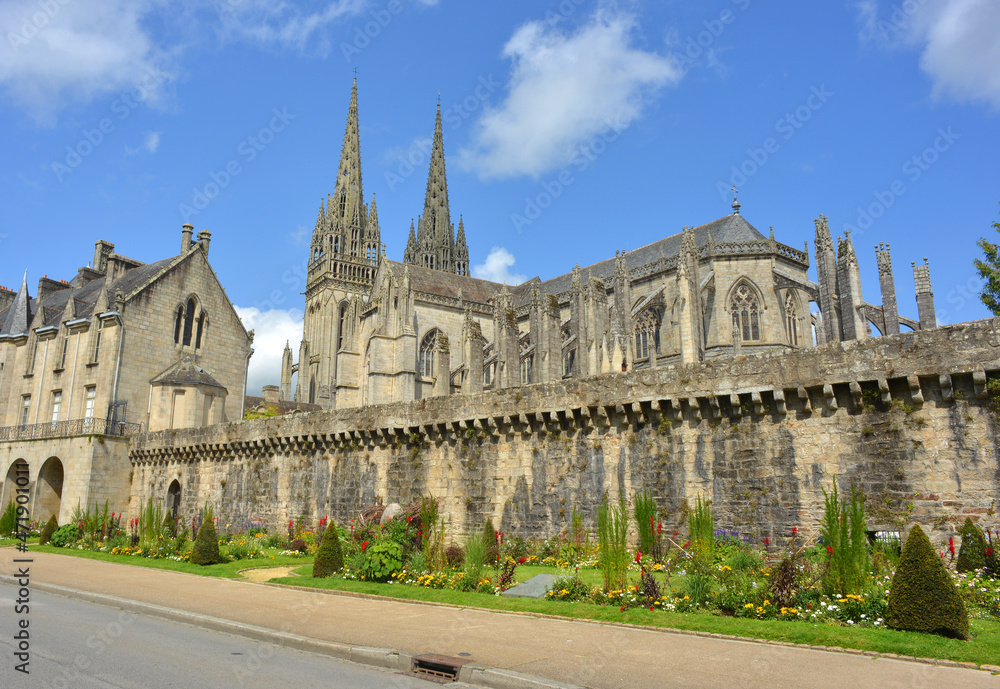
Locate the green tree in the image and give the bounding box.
[190,506,223,566]
[973,203,1000,315]
[312,520,344,577]
[38,515,58,545]
[956,517,986,574]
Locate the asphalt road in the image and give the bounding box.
[0,583,451,688]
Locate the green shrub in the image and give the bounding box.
[689,495,714,561]
[886,525,969,639]
[464,533,487,584]
[50,523,79,548]
[481,517,498,564]
[38,515,58,545]
[312,520,345,577]
[0,501,17,535]
[190,506,223,565]
[162,511,176,538]
[820,480,868,595]
[547,575,591,602]
[956,518,986,573]
[633,489,658,555]
[597,495,629,592]
[360,539,402,582]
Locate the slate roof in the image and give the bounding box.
[536,213,768,297]
[150,356,227,390]
[384,260,505,306]
[0,273,31,335]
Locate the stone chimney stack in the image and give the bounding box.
[181,224,194,253]
[198,229,212,257]
[262,385,279,405]
[912,258,937,330]
[875,243,900,336]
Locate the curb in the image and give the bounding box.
[8,578,587,689]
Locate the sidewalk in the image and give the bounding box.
[3,550,997,689]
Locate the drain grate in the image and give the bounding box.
[409,654,470,683]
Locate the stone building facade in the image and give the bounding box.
[282,81,939,413]
[0,229,253,523]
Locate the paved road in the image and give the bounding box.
[0,583,449,689]
[2,550,997,689]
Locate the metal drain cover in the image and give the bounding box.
[408,653,471,683]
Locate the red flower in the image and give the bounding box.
[650,605,655,611]
[987,547,993,557]
[657,520,662,536]
[635,551,642,564]
[362,541,369,551]
[620,605,625,611]
[826,546,833,554]
[684,540,691,549]
[948,537,955,556]
[792,526,797,536]
[518,557,527,564]
[407,516,412,523]
[764,537,770,547]
[673,530,680,537]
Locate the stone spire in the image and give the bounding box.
[410,103,458,273]
[454,215,469,276]
[404,220,418,265]
[814,215,840,343]
[0,270,31,336]
[912,258,936,329]
[876,243,900,336]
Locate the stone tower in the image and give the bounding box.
[297,78,381,407]
[875,243,900,336]
[912,258,936,329]
[404,104,469,275]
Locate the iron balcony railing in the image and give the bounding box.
[0,418,143,442]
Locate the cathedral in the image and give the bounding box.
[281,80,938,410]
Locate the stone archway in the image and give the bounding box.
[34,457,63,522]
[167,480,182,520]
[2,460,30,512]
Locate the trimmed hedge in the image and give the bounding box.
[956,517,986,574]
[38,515,58,545]
[190,509,223,565]
[886,525,968,640]
[312,521,344,577]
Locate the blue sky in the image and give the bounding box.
[1,0,998,394]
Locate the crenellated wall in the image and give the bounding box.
[128,318,1000,544]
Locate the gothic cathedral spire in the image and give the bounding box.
[406,102,470,275]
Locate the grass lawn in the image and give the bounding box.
[26,544,307,578]
[16,546,1000,667]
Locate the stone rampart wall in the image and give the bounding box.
[128,319,1000,544]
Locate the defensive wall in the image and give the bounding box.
[128,319,1000,543]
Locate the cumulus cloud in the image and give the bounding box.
[235,305,303,398]
[215,0,367,52]
[459,10,682,179]
[857,0,1000,108]
[472,247,527,285]
[0,0,173,122]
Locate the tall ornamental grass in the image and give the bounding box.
[820,480,868,595]
[597,495,629,592]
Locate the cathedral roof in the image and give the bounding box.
[384,259,503,306]
[536,212,769,297]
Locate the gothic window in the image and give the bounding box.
[173,306,184,343]
[337,303,348,351]
[195,312,207,349]
[520,355,533,384]
[183,298,196,346]
[563,349,576,377]
[785,293,798,346]
[339,191,346,216]
[730,283,762,342]
[419,330,438,379]
[484,362,493,386]
[634,308,660,360]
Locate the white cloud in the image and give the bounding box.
[235,305,303,399]
[459,10,683,179]
[0,0,173,122]
[215,0,368,53]
[144,131,160,153]
[857,0,1000,108]
[472,247,527,285]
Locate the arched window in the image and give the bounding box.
[520,355,533,384]
[634,308,660,360]
[339,191,346,216]
[174,306,184,344]
[563,349,576,377]
[784,293,798,346]
[182,298,196,346]
[337,303,348,351]
[195,311,207,349]
[308,376,316,404]
[419,330,437,379]
[730,283,762,342]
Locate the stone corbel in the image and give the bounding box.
[878,378,891,405]
[939,374,954,403]
[687,397,701,421]
[974,368,988,400]
[797,387,811,413]
[708,396,721,420]
[773,389,787,416]
[822,384,837,412]
[751,392,764,416]
[849,381,862,409]
[907,376,924,406]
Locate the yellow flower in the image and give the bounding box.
[763,600,770,606]
[683,596,690,600]
[745,603,754,609]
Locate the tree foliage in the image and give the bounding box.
[190,505,223,566]
[973,203,1000,315]
[312,520,344,577]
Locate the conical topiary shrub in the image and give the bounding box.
[312,521,344,577]
[190,507,223,565]
[38,515,58,545]
[956,517,986,574]
[886,525,969,639]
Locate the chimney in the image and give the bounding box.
[262,385,279,405]
[37,275,65,306]
[93,240,114,274]
[198,229,212,257]
[0,286,14,315]
[181,224,194,253]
